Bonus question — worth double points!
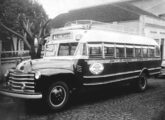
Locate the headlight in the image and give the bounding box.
[4,70,9,77]
[35,71,41,79]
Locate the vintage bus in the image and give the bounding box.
[0,21,161,111]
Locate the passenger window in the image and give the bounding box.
[88,45,102,58]
[116,47,125,58]
[148,48,154,57]
[104,46,114,58]
[142,48,148,57]
[135,48,142,58]
[126,48,134,58]
[155,47,160,57]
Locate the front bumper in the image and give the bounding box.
[0,85,42,99]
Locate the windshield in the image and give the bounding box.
[45,42,78,57]
[58,43,78,56]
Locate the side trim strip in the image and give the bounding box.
[84,67,161,79]
[83,76,138,86]
[150,72,161,75]
[148,67,161,71]
[83,70,140,79]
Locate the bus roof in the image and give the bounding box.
[80,29,158,46]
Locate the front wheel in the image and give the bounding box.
[46,81,70,111]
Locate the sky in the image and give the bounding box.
[38,0,132,19]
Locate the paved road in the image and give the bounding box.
[0,78,165,120]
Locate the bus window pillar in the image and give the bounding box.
[161,38,165,62]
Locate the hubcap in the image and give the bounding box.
[49,85,66,107]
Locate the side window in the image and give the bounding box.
[155,46,160,57]
[116,46,125,58]
[126,47,134,58]
[104,45,115,58]
[148,48,155,57]
[88,44,102,58]
[135,47,142,58]
[142,48,148,57]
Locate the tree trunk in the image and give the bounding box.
[36,44,42,58]
[30,47,36,59]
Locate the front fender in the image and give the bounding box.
[38,68,74,76]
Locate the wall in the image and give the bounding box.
[141,15,165,63]
[116,20,140,35]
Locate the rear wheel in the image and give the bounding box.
[136,73,147,92]
[46,81,70,111]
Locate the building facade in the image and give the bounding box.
[117,15,165,63]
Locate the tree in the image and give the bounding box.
[0,0,50,59]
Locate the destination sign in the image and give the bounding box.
[52,32,72,40]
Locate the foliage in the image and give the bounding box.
[0,0,50,59]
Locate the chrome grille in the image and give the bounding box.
[8,71,35,93]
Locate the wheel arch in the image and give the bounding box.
[38,73,77,93]
[139,68,150,77]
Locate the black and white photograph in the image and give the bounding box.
[0,0,165,120]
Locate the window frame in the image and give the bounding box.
[142,47,148,58]
[148,47,155,57]
[87,43,103,59]
[126,45,134,58]
[115,44,125,58]
[104,44,115,58]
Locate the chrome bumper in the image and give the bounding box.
[0,86,42,99]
